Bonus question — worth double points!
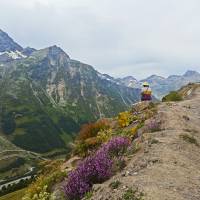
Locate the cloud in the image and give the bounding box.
[0,0,200,79]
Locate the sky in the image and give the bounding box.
[0,0,200,79]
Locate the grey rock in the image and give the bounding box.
[0,29,23,52]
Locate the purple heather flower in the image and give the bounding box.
[63,136,130,200]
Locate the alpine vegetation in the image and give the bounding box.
[63,136,130,200]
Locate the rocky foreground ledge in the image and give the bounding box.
[88,84,200,200]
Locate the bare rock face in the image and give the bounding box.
[0,29,23,52]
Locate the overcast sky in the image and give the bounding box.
[0,0,200,79]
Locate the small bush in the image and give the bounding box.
[118,112,137,128]
[112,157,126,172]
[96,129,112,144]
[77,119,110,141]
[109,180,121,189]
[162,91,183,102]
[122,188,144,200]
[130,127,138,138]
[84,191,93,199]
[63,137,130,200]
[74,142,91,157]
[150,138,159,144]
[137,122,144,130]
[74,119,111,157]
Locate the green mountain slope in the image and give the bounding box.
[0,64,77,153]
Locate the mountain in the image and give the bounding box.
[183,70,200,78]
[22,47,36,56]
[0,29,23,52]
[117,76,141,88]
[120,71,200,99]
[141,71,200,99]
[0,30,141,154]
[0,29,27,63]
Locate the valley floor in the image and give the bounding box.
[91,86,200,200]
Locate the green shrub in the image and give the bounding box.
[96,129,113,143]
[84,191,93,199]
[122,188,144,200]
[162,91,183,102]
[109,180,121,189]
[150,138,159,144]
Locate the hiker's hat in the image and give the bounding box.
[143,82,149,87]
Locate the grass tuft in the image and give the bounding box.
[109,180,121,189]
[180,134,199,146]
[122,188,144,200]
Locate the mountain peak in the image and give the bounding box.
[123,76,137,81]
[31,45,70,62]
[117,76,141,89]
[183,70,199,77]
[145,74,165,80]
[47,45,69,57]
[22,47,36,56]
[0,29,23,52]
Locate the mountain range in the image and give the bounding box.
[119,71,200,99]
[0,29,140,154]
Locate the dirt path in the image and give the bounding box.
[91,86,200,200]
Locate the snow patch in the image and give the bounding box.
[0,50,27,59]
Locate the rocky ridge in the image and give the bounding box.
[89,83,200,200]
